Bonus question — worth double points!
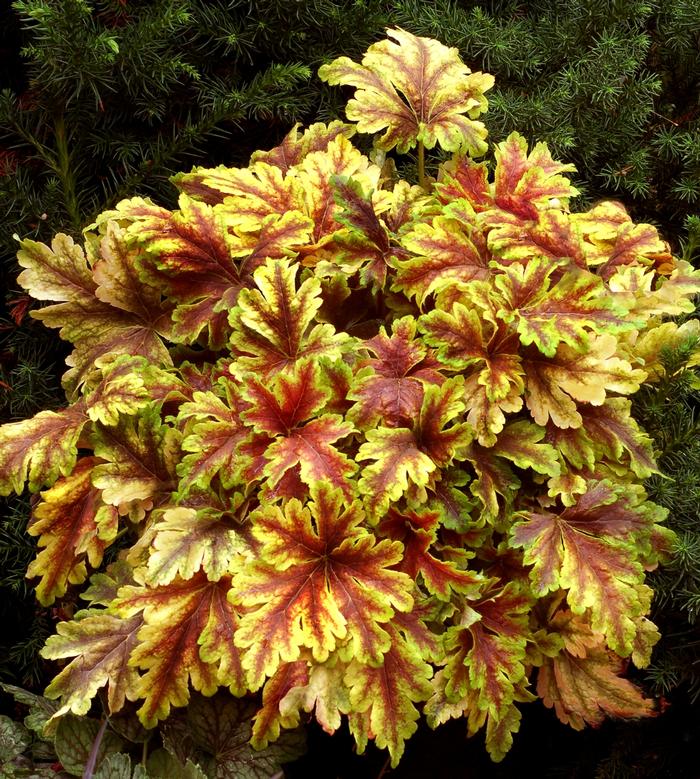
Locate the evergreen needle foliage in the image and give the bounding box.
[391,0,700,231]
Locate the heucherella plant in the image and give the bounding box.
[1,28,699,770]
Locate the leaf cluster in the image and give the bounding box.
[1,29,699,769]
[0,684,303,778]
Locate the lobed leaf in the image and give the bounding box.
[115,573,244,727]
[27,457,118,605]
[346,623,434,767]
[0,402,88,495]
[232,484,413,688]
[230,258,350,376]
[41,611,143,718]
[319,27,493,155]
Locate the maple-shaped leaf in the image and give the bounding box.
[592,220,671,281]
[250,661,314,748]
[91,405,180,518]
[80,560,137,608]
[484,702,523,763]
[489,420,561,478]
[378,506,482,600]
[538,637,655,730]
[437,132,577,220]
[26,457,118,605]
[0,402,88,495]
[274,660,351,743]
[428,584,532,721]
[522,335,646,428]
[115,572,244,727]
[232,483,413,689]
[394,216,491,304]
[494,259,632,357]
[511,484,657,654]
[463,418,561,515]
[85,354,183,427]
[316,176,401,290]
[230,258,350,376]
[319,27,494,155]
[92,221,173,332]
[140,501,250,587]
[491,133,578,220]
[345,621,434,768]
[607,262,700,322]
[357,378,473,518]
[293,135,382,248]
[579,399,658,478]
[131,194,312,347]
[41,610,143,717]
[250,120,356,172]
[571,199,631,242]
[176,386,252,496]
[426,469,479,533]
[17,231,172,396]
[463,443,521,520]
[241,362,356,497]
[488,210,588,270]
[646,259,700,314]
[544,423,596,472]
[419,298,525,445]
[85,195,172,232]
[348,316,443,429]
[173,159,298,227]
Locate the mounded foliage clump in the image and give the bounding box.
[1,29,699,771]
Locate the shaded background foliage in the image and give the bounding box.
[0,0,699,775]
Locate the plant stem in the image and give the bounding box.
[417,140,426,190]
[376,755,391,779]
[83,717,108,779]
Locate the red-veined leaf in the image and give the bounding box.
[319,28,493,156]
